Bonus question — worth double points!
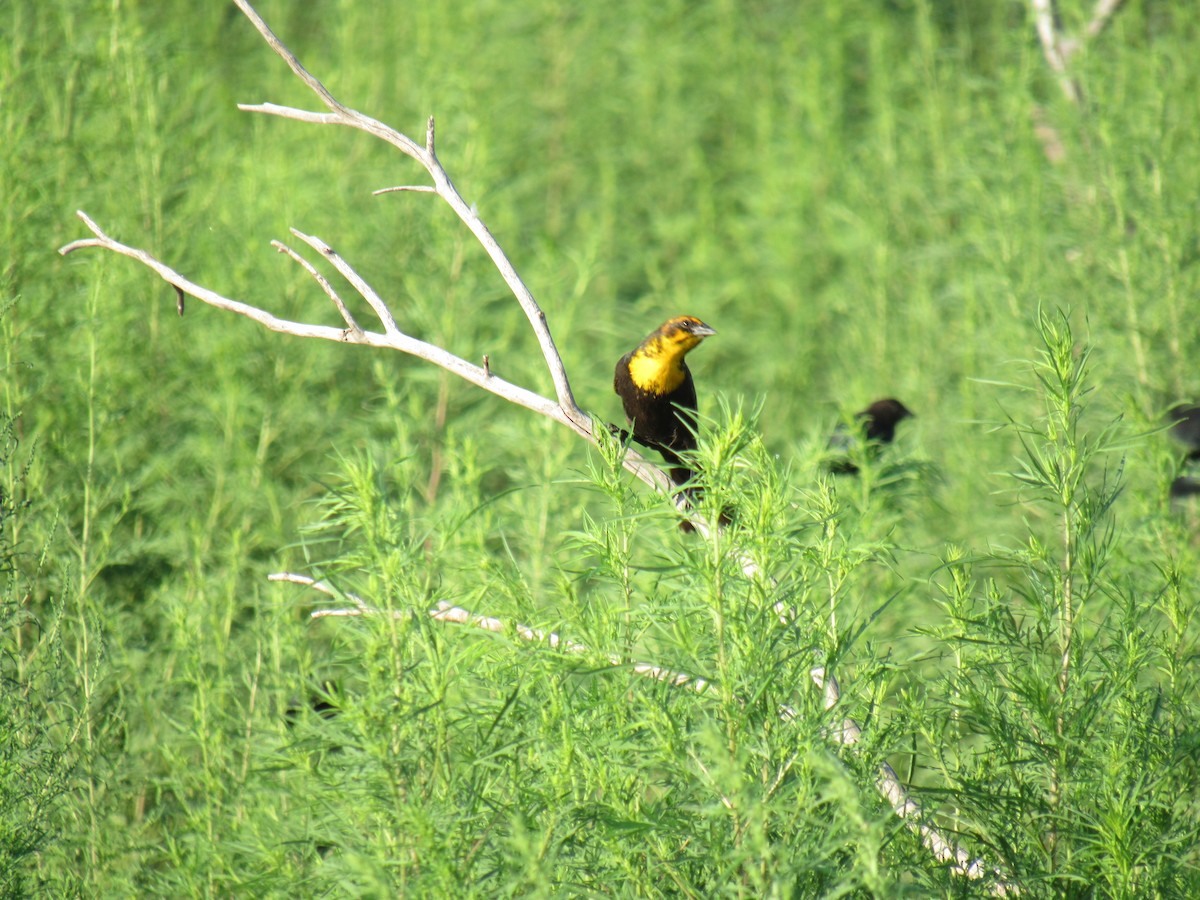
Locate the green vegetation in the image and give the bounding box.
[3,0,1199,895]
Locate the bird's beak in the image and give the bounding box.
[693,322,717,337]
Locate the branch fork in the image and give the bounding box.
[59,0,675,498]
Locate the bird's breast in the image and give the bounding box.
[627,352,686,395]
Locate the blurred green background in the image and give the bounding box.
[3,0,1199,894]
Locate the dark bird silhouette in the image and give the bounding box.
[613,316,716,488]
[1170,476,1200,502]
[826,398,915,475]
[1167,403,1200,461]
[284,681,341,730]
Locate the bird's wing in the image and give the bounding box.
[669,368,700,447]
[614,352,635,419]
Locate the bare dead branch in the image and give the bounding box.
[231,1,348,119]
[811,666,1011,892]
[60,212,675,495]
[61,212,586,435]
[230,0,580,422]
[61,211,351,342]
[270,571,372,612]
[286,229,400,335]
[1030,0,1126,106]
[1031,0,1083,104]
[1084,0,1125,41]
[373,186,438,195]
[275,573,714,693]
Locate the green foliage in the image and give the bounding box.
[269,411,917,897]
[3,0,1200,894]
[914,313,1200,896]
[0,346,77,897]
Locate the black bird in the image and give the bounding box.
[613,315,716,488]
[1170,476,1200,502]
[1167,403,1200,461]
[826,398,915,475]
[284,681,341,730]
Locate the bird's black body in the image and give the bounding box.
[612,352,699,474]
[613,316,715,487]
[1170,476,1200,501]
[827,398,914,475]
[1167,403,1200,461]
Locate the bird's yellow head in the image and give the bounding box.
[628,316,716,394]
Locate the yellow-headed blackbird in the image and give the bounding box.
[1167,403,1200,461]
[827,398,914,475]
[613,315,716,488]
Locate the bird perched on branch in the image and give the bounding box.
[826,398,914,475]
[613,315,716,489]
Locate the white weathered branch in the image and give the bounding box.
[229,0,581,424]
[373,185,438,195]
[810,666,1011,892]
[60,213,572,428]
[59,212,674,494]
[1031,0,1082,104]
[1030,0,1126,105]
[288,229,401,335]
[1083,0,1124,42]
[270,239,363,335]
[270,573,713,693]
[277,572,1011,894]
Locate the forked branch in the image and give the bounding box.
[1031,0,1126,105]
[61,212,577,439]
[229,0,579,422]
[59,6,676,499]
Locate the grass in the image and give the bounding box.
[3,0,1200,895]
